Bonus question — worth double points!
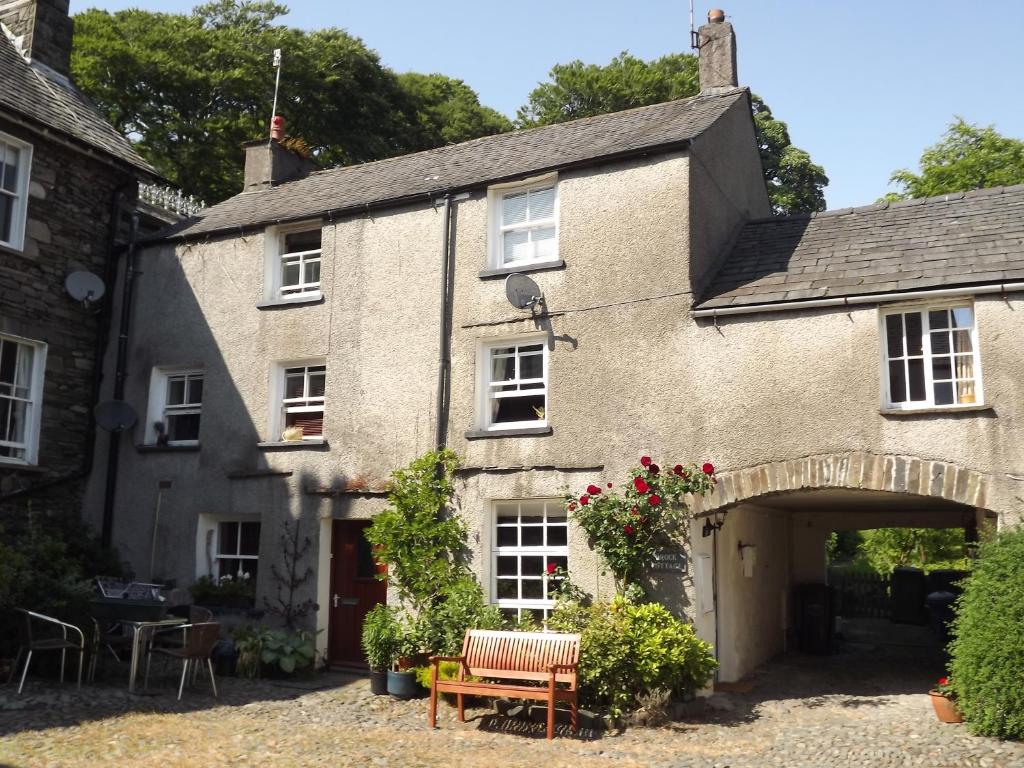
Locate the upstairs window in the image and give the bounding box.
[882,304,982,409]
[280,363,326,440]
[0,335,45,464]
[481,339,547,430]
[264,223,322,302]
[488,176,558,269]
[0,132,33,252]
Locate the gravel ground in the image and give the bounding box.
[1,621,1022,768]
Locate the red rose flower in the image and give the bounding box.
[579,495,590,506]
[624,524,634,535]
[546,562,557,575]
[587,484,602,495]
[702,462,715,475]
[673,464,684,476]
[640,456,652,467]
[633,477,649,494]
[607,482,613,488]
[648,494,661,506]
[938,676,948,686]
[649,463,660,475]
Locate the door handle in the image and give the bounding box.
[333,594,359,607]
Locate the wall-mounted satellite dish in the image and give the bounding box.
[505,273,544,311]
[64,271,106,305]
[94,400,138,432]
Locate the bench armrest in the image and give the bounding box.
[428,655,466,665]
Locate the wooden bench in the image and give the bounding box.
[427,628,581,740]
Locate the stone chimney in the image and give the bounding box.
[0,0,74,77]
[698,8,738,93]
[242,117,316,191]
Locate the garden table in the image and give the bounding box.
[122,617,187,694]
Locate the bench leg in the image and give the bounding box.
[547,686,555,740]
[571,698,578,732]
[457,693,465,722]
[428,685,438,729]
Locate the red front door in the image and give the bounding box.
[328,520,387,667]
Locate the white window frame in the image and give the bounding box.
[477,336,548,431]
[0,333,46,465]
[487,174,559,269]
[263,221,323,301]
[269,359,326,441]
[490,499,569,623]
[879,301,984,411]
[0,131,34,252]
[145,367,203,446]
[195,514,261,581]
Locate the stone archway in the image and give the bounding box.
[691,451,990,517]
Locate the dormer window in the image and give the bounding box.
[487,175,558,270]
[263,222,322,304]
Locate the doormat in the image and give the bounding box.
[714,680,756,693]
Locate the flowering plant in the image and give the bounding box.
[933,676,955,698]
[568,457,716,594]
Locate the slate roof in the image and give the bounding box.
[165,88,749,240]
[697,184,1024,310]
[0,33,155,175]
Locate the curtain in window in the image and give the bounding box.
[490,353,513,421]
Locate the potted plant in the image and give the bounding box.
[928,676,962,723]
[386,616,421,699]
[361,604,398,695]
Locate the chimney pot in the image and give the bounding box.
[698,9,738,92]
[270,115,286,141]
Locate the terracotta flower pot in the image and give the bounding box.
[929,690,963,723]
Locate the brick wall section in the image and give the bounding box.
[0,117,135,520]
[693,450,990,514]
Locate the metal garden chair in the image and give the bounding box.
[7,609,86,694]
[143,621,220,700]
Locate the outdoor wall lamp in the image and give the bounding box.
[701,510,727,538]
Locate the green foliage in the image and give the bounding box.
[361,604,400,671]
[413,660,471,690]
[568,458,715,592]
[949,529,1024,739]
[886,118,1024,201]
[859,528,969,574]
[518,51,827,215]
[365,448,465,612]
[70,3,511,203]
[260,628,317,674]
[549,598,717,715]
[190,573,255,608]
[233,624,272,678]
[414,576,503,657]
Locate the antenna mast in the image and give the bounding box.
[269,48,282,143]
[689,0,700,50]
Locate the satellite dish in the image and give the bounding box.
[504,273,544,311]
[65,271,106,304]
[94,400,138,432]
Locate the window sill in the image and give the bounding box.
[478,260,565,280]
[257,439,329,450]
[880,404,994,417]
[136,443,201,453]
[256,293,324,310]
[0,461,45,473]
[464,426,552,440]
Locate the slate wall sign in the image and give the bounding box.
[651,549,687,572]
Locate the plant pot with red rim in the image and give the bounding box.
[929,677,962,723]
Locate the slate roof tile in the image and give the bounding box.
[0,34,155,175]
[163,89,749,240]
[697,185,1024,309]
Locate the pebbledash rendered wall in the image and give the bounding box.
[0,115,135,523]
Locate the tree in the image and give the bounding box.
[71,2,511,203]
[518,51,827,215]
[885,118,1024,201]
[858,527,968,574]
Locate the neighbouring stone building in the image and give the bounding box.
[83,12,1024,682]
[0,0,156,526]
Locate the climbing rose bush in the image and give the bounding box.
[568,457,715,592]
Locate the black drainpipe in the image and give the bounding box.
[433,193,454,450]
[100,213,139,548]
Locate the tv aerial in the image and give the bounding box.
[94,400,138,432]
[64,271,106,307]
[504,273,544,313]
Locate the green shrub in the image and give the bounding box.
[361,604,400,671]
[549,598,717,715]
[949,529,1024,739]
[234,626,318,677]
[414,660,464,689]
[414,577,503,657]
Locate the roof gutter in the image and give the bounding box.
[159,138,694,245]
[692,282,1024,319]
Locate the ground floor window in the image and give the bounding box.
[216,520,260,581]
[491,498,567,622]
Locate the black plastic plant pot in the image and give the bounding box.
[386,669,418,699]
[369,668,388,695]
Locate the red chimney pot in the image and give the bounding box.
[708,8,725,22]
[270,116,286,141]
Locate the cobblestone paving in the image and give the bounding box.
[1,625,1022,768]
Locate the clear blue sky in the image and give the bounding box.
[72,0,1024,209]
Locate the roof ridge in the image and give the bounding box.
[745,182,1024,226]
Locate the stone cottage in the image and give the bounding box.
[83,13,1024,682]
[0,0,156,529]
